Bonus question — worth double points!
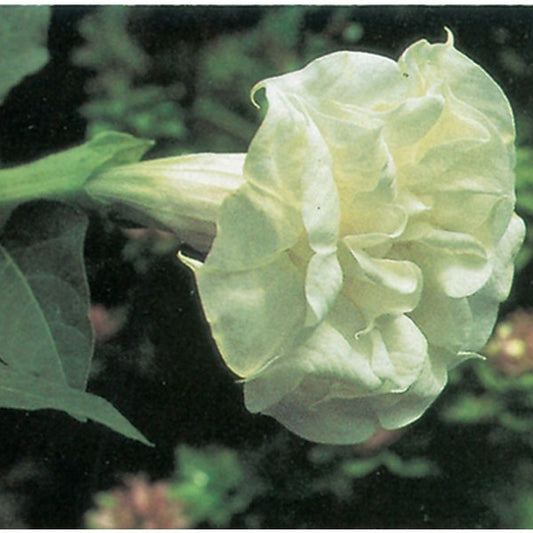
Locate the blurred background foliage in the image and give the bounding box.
[1,4,533,528]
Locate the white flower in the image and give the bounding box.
[182,31,524,444]
[88,31,525,444]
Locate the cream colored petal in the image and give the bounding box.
[294,320,384,392]
[195,253,306,377]
[403,136,510,197]
[369,315,428,392]
[299,114,343,325]
[245,315,427,444]
[261,387,379,444]
[244,318,381,414]
[382,94,444,149]
[466,214,525,351]
[347,248,421,296]
[206,184,302,270]
[399,29,515,146]
[427,191,514,247]
[376,348,448,429]
[243,358,305,416]
[342,192,407,248]
[400,91,513,206]
[409,286,473,352]
[257,50,410,113]
[341,245,422,327]
[400,228,491,298]
[206,87,306,271]
[304,252,343,327]
[303,108,389,196]
[245,314,426,414]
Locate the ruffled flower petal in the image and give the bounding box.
[191,254,307,377]
[182,31,524,444]
[244,314,427,444]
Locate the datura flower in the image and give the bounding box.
[87,31,525,444]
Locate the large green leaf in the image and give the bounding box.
[0,366,150,445]
[0,240,65,383]
[0,6,51,105]
[2,202,92,389]
[0,202,150,445]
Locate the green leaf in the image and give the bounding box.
[441,392,502,423]
[0,131,154,206]
[475,362,533,393]
[0,6,51,105]
[342,451,439,480]
[2,202,92,389]
[0,366,151,446]
[381,451,440,478]
[171,445,261,527]
[0,241,65,383]
[0,202,150,445]
[341,456,382,478]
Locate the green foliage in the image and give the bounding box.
[0,15,156,443]
[72,6,186,143]
[0,6,50,105]
[0,367,149,445]
[1,203,93,390]
[0,202,149,444]
[0,132,153,208]
[165,434,439,527]
[340,450,439,479]
[171,445,262,527]
[308,440,439,484]
[0,132,154,443]
[440,392,502,423]
[443,362,533,433]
